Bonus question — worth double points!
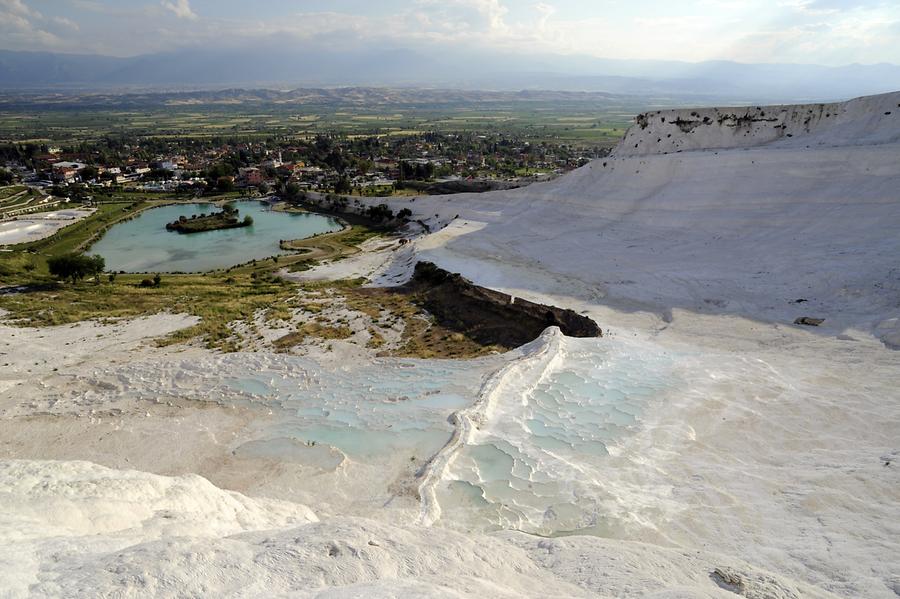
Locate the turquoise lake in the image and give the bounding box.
[88,200,342,273]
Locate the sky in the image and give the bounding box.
[1,0,899,65]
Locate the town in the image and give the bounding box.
[0,129,608,219]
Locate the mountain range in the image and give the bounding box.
[1,46,899,102]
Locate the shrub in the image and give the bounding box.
[47,253,105,284]
[367,203,394,222]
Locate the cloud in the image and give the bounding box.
[0,0,39,17]
[68,0,107,11]
[0,0,898,66]
[52,16,80,31]
[535,2,556,32]
[806,0,887,9]
[0,0,63,48]
[161,0,197,21]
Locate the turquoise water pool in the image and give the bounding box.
[435,335,677,534]
[88,200,342,272]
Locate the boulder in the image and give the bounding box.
[794,316,825,327]
[408,262,602,348]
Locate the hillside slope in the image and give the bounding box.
[3,93,899,599]
[389,91,900,347]
[619,91,900,156]
[281,91,900,597]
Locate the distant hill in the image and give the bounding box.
[1,47,899,102]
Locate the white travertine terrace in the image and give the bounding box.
[2,92,899,598]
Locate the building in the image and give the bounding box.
[239,167,263,186]
[51,161,86,182]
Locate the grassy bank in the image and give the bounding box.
[0,198,348,350]
[1,195,501,358]
[0,272,296,352]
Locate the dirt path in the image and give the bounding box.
[280,235,360,262]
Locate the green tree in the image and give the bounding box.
[334,176,352,194]
[147,168,173,180]
[284,182,301,199]
[47,253,105,284]
[216,176,234,192]
[80,166,99,181]
[366,203,394,222]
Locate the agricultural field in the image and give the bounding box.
[0,108,633,146]
[0,88,646,147]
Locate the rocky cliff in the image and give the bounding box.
[615,91,900,157]
[409,261,602,348]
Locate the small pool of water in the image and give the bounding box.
[88,200,342,272]
[81,352,497,466]
[435,336,678,535]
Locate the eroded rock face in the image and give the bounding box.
[617,92,900,157]
[409,261,602,348]
[794,317,825,327]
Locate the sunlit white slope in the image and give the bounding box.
[618,91,900,157]
[396,92,900,345]
[0,460,318,597]
[0,459,840,599]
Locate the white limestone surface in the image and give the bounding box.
[2,92,899,598]
[0,209,96,246]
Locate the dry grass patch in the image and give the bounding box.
[273,322,353,350]
[0,273,298,352]
[367,328,386,349]
[344,287,503,359]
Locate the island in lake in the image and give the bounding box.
[165,203,253,233]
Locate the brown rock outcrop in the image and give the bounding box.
[408,262,602,348]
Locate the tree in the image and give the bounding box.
[0,168,14,185]
[366,203,394,222]
[400,161,435,181]
[243,215,254,226]
[147,168,173,180]
[284,182,301,199]
[80,166,99,181]
[217,177,234,192]
[207,162,235,179]
[334,176,352,195]
[47,253,105,284]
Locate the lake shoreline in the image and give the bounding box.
[88,199,343,274]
